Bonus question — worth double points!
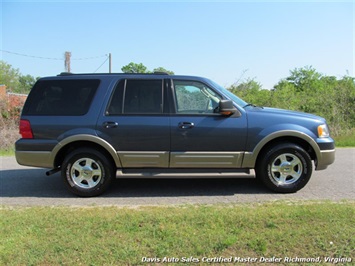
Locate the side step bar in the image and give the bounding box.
[116,168,255,178]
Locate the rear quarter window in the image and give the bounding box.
[23,79,100,116]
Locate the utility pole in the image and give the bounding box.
[64,51,71,72]
[109,53,112,73]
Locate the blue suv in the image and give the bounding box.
[15,73,335,196]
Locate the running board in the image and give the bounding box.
[116,168,254,178]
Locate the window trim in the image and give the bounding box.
[121,79,127,114]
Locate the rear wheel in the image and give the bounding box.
[62,148,114,197]
[256,143,312,193]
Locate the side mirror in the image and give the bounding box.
[219,100,238,116]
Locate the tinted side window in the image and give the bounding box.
[124,80,163,114]
[23,79,99,116]
[107,79,163,115]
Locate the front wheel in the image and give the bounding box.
[256,143,313,193]
[61,148,115,197]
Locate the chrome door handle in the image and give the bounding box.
[178,122,194,129]
[103,121,118,129]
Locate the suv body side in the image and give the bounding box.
[15,73,335,196]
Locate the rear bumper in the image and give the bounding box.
[15,151,53,168]
[15,139,56,168]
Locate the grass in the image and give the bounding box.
[0,148,14,156]
[333,128,355,147]
[1,201,354,265]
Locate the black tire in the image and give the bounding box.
[255,143,312,193]
[61,148,115,197]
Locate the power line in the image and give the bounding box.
[1,49,62,60]
[1,49,107,60]
[93,56,109,73]
[72,54,108,60]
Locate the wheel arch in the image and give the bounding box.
[242,130,320,168]
[51,134,122,168]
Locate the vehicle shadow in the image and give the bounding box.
[107,177,271,197]
[0,169,272,198]
[0,169,71,198]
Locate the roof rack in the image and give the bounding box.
[153,71,169,75]
[57,72,170,76]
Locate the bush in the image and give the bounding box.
[0,99,20,152]
[230,67,355,137]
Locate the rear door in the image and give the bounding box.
[169,79,248,168]
[97,78,170,168]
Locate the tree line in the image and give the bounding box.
[0,61,174,94]
[0,61,40,94]
[1,61,353,135]
[230,66,355,136]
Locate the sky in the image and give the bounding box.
[1,0,354,89]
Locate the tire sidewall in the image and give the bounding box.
[62,149,113,197]
[258,143,312,193]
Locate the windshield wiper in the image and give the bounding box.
[243,103,263,109]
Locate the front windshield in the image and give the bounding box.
[208,80,248,107]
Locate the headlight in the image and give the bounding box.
[318,124,330,138]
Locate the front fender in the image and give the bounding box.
[242,128,320,168]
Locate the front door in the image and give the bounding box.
[170,79,247,168]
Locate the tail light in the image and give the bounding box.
[19,119,33,139]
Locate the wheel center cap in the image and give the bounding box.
[82,167,93,178]
[280,162,292,174]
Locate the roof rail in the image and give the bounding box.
[153,71,169,75]
[56,72,171,76]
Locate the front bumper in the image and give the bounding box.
[316,149,335,170]
[315,138,335,170]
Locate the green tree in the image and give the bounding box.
[121,62,174,74]
[228,66,354,136]
[0,60,20,92]
[232,78,262,91]
[18,74,39,94]
[0,60,38,94]
[153,67,174,75]
[270,79,301,110]
[283,66,322,92]
[229,78,271,107]
[273,66,327,113]
[121,62,148,73]
[273,67,355,135]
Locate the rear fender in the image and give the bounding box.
[51,134,122,168]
